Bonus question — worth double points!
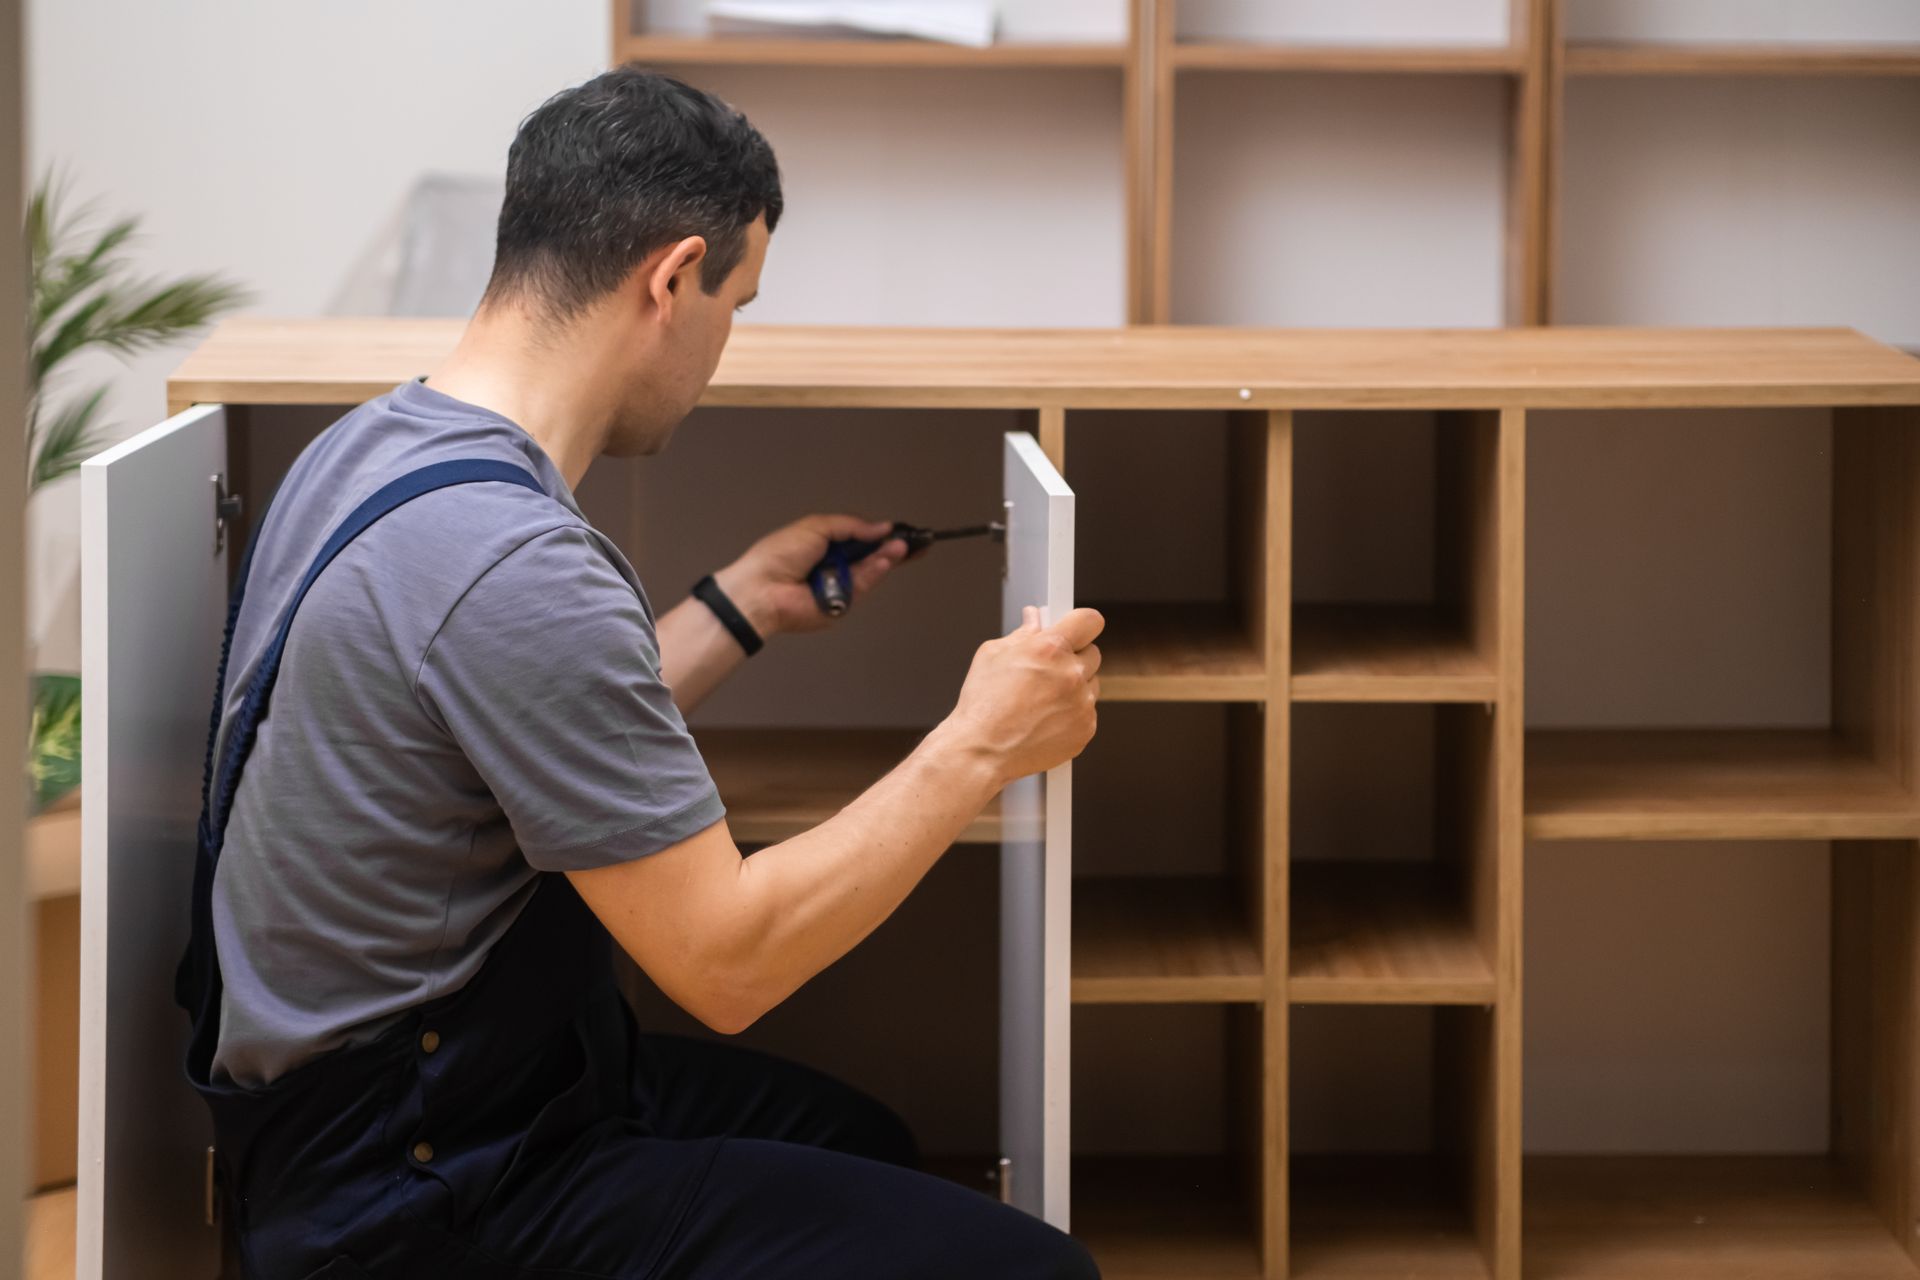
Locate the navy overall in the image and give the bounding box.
[178,459,1100,1280]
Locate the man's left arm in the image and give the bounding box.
[657,514,908,710]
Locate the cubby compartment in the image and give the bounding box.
[1292,410,1509,704]
[1524,839,1920,1278]
[1172,76,1511,327]
[1175,0,1516,62]
[1068,410,1278,702]
[1074,702,1269,1004]
[1562,0,1920,79]
[1074,1002,1269,1277]
[1290,1004,1498,1278]
[1290,703,1499,1004]
[1526,406,1920,840]
[595,405,1028,842]
[1558,76,1920,350]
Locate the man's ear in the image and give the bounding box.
[646,235,709,320]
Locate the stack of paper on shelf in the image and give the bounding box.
[705,0,998,47]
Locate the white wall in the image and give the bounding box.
[23,1,610,670]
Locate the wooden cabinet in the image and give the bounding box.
[71,322,1920,1279]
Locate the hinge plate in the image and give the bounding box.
[212,474,244,555]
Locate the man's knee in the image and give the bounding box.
[840,1089,921,1169]
[1038,1229,1102,1280]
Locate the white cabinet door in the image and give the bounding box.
[79,405,229,1280]
[998,431,1075,1229]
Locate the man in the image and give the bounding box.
[178,67,1104,1279]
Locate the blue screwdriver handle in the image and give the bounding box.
[808,522,928,617]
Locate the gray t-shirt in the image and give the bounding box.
[210,378,725,1087]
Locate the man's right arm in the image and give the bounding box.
[568,605,1104,1035]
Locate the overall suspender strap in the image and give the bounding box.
[202,458,546,856]
[181,458,547,1061]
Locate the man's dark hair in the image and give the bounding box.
[484,66,782,319]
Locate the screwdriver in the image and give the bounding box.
[809,520,1006,616]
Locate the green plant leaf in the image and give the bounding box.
[30,383,109,491]
[78,274,252,363]
[29,673,82,815]
[24,170,252,493]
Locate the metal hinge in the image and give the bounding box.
[204,1145,219,1227]
[996,1154,1013,1206]
[212,474,244,554]
[1000,501,1012,581]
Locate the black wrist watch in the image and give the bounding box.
[691,574,765,656]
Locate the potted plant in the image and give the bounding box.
[25,174,249,813]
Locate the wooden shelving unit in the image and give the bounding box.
[611,3,1919,346]
[171,323,1920,1280]
[615,0,1557,326]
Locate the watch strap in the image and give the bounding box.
[691,573,765,656]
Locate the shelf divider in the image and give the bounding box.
[1262,410,1293,1280]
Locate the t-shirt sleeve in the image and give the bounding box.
[414,525,725,871]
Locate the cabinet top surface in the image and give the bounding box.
[169,318,1920,411]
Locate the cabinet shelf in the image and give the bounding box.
[616,34,1128,70]
[1075,1155,1263,1280]
[1564,42,1920,78]
[1291,604,1496,703]
[1289,864,1493,1006]
[1526,1156,1920,1279]
[1073,876,1263,1005]
[1172,42,1525,75]
[698,728,1001,845]
[1094,602,1266,702]
[1524,728,1920,841]
[1292,1155,1486,1280]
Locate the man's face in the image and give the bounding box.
[607,216,768,456]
